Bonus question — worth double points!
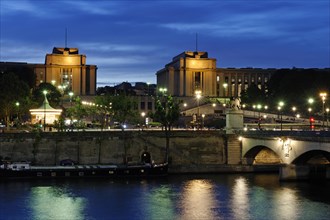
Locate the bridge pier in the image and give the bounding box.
[279,164,330,181]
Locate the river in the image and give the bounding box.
[0,174,329,220]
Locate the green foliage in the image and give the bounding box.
[66,97,88,126]
[0,72,30,125]
[240,68,330,114]
[32,83,62,108]
[240,83,266,105]
[111,94,139,125]
[1,65,36,88]
[152,95,181,131]
[267,69,330,112]
[92,95,114,129]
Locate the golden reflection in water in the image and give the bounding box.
[180,179,219,220]
[28,186,86,220]
[274,188,298,220]
[231,177,250,220]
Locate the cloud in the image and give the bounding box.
[63,1,118,15]
[0,39,47,62]
[77,42,159,53]
[1,0,36,13]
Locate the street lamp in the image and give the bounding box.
[319,92,327,129]
[326,108,329,128]
[201,114,205,129]
[292,106,297,120]
[195,90,202,128]
[43,90,47,131]
[69,91,74,106]
[15,102,20,125]
[141,112,146,130]
[278,101,284,131]
[308,98,314,105]
[223,83,228,97]
[159,87,167,95]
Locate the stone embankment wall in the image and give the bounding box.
[0,131,228,167]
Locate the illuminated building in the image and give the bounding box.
[0,47,97,96]
[156,51,275,97]
[29,95,62,125]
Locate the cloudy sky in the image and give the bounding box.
[0,0,329,86]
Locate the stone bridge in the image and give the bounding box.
[238,130,330,180]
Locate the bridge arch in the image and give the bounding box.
[291,150,330,165]
[243,145,282,165]
[242,136,330,165]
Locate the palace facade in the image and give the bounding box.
[0,47,97,96]
[156,51,275,98]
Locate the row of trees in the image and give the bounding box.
[240,68,330,115]
[0,70,182,134]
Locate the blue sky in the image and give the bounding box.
[0,0,329,86]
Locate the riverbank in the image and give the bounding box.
[168,164,280,174]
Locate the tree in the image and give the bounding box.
[32,83,62,108]
[240,83,266,107]
[0,72,30,127]
[267,68,330,113]
[111,94,139,128]
[66,97,89,130]
[93,95,114,129]
[152,94,181,163]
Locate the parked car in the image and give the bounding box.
[60,159,76,166]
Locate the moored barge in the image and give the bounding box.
[0,162,168,179]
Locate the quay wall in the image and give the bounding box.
[0,131,230,169]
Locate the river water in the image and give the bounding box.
[0,174,329,220]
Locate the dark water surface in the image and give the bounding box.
[0,174,329,220]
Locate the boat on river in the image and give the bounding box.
[0,161,168,179]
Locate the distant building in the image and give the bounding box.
[156,51,275,97]
[0,47,97,96]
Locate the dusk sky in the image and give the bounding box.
[1,0,329,86]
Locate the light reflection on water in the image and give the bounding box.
[28,186,86,220]
[231,177,250,220]
[0,174,329,220]
[179,179,219,219]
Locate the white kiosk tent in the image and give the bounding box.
[29,96,62,125]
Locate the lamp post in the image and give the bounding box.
[159,87,167,95]
[319,93,327,130]
[223,83,228,97]
[141,112,146,130]
[326,108,329,128]
[69,91,74,106]
[278,101,284,131]
[195,90,202,129]
[15,102,20,126]
[201,114,205,130]
[43,90,47,131]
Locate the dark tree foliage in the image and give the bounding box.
[0,72,30,126]
[32,83,62,108]
[240,83,266,105]
[93,95,114,129]
[151,95,181,163]
[111,93,139,126]
[96,82,137,96]
[0,65,36,88]
[96,86,116,95]
[267,69,330,112]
